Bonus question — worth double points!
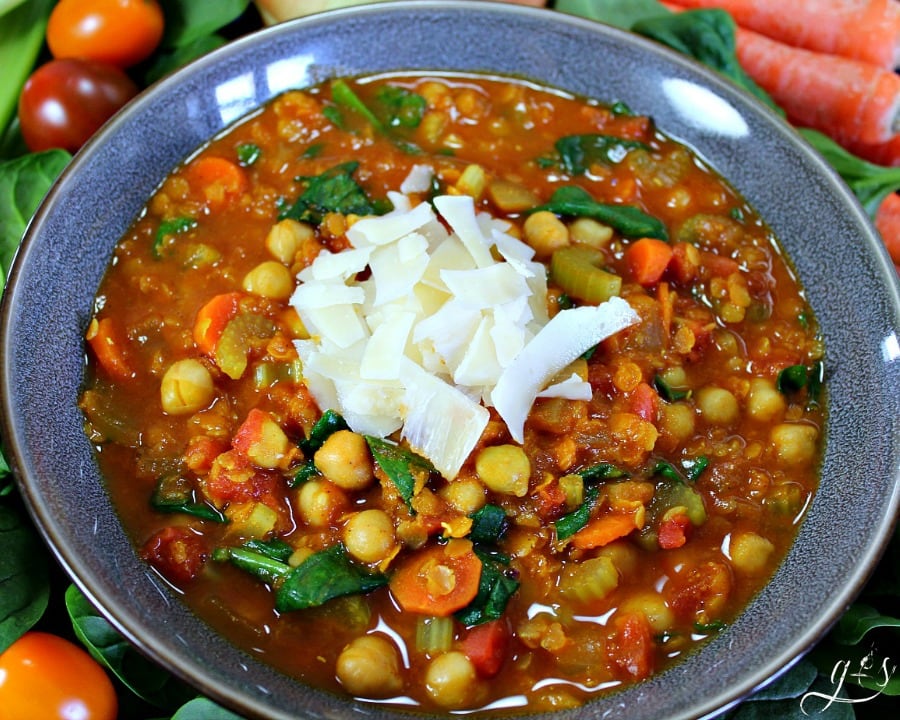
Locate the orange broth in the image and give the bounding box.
[80,73,825,713]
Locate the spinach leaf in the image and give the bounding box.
[212,546,290,586]
[279,161,379,225]
[555,0,670,30]
[578,461,628,483]
[150,473,226,523]
[0,149,71,286]
[0,452,11,495]
[242,538,294,563]
[143,34,228,85]
[455,549,519,626]
[469,504,509,545]
[553,134,649,175]
[299,409,350,456]
[291,409,350,487]
[0,0,54,142]
[365,436,434,510]
[0,501,50,652]
[331,79,385,133]
[375,86,427,129]
[632,10,782,115]
[530,186,668,240]
[830,603,900,646]
[169,697,247,720]
[275,544,387,612]
[653,373,690,402]
[799,128,900,218]
[153,216,197,259]
[236,143,261,166]
[65,584,196,709]
[554,484,600,540]
[158,0,250,48]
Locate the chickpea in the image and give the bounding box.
[569,217,613,248]
[343,509,397,564]
[746,377,786,423]
[440,476,487,515]
[265,218,314,264]
[160,358,214,415]
[336,634,403,698]
[695,386,739,426]
[296,479,348,527]
[770,423,819,466]
[475,445,531,497]
[729,531,775,574]
[659,402,696,445]
[425,651,478,708]
[313,430,374,491]
[619,593,674,633]
[242,261,293,300]
[523,210,569,259]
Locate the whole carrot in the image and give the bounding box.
[875,191,900,268]
[845,134,900,167]
[734,26,900,145]
[666,0,900,69]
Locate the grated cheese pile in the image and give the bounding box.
[290,169,639,479]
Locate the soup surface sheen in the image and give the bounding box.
[80,72,825,714]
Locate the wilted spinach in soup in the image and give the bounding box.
[80,72,825,713]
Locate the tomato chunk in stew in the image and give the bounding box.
[80,73,824,713]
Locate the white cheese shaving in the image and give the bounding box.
[290,174,638,478]
[491,297,640,443]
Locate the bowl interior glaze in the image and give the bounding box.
[2,3,899,720]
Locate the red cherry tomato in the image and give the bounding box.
[47,0,165,69]
[18,58,139,153]
[0,632,118,720]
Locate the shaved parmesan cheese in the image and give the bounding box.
[492,297,640,443]
[290,177,637,478]
[400,164,435,194]
[399,359,490,480]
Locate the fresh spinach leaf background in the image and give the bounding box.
[0,2,898,720]
[0,501,50,653]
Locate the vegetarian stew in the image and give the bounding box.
[80,72,825,713]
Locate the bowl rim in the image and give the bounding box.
[2,2,899,720]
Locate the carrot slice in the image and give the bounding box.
[389,539,482,616]
[85,317,134,380]
[571,511,639,550]
[666,0,900,69]
[625,237,673,286]
[183,156,248,211]
[193,292,244,356]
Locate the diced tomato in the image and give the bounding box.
[140,526,208,585]
[231,408,294,470]
[657,512,691,550]
[534,478,568,521]
[669,560,732,622]
[607,612,655,681]
[628,381,659,423]
[461,619,510,678]
[183,435,230,474]
[202,450,289,531]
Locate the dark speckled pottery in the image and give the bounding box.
[1,3,899,719]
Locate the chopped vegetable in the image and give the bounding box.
[530,185,668,240]
[390,539,483,617]
[150,473,226,523]
[552,133,650,174]
[365,436,434,510]
[279,161,379,224]
[550,246,622,304]
[625,237,673,286]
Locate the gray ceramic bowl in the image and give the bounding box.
[2,2,899,719]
